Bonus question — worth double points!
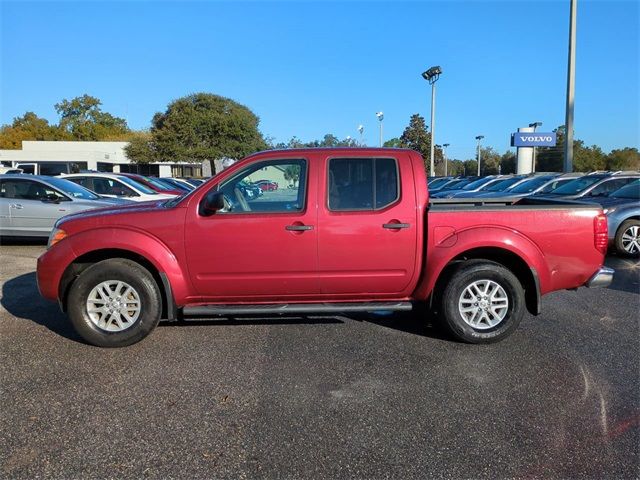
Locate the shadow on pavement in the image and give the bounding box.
[3,271,449,342]
[1,272,82,343]
[0,237,48,246]
[605,256,640,294]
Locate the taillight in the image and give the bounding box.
[594,214,608,254]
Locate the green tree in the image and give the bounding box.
[55,94,129,140]
[0,112,67,149]
[383,137,402,148]
[136,93,267,174]
[574,144,607,172]
[123,131,156,164]
[283,164,301,187]
[607,147,640,171]
[399,114,430,160]
[477,147,501,175]
[500,151,517,174]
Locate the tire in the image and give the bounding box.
[67,259,162,347]
[440,260,525,344]
[615,219,640,257]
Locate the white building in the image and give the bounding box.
[0,141,210,177]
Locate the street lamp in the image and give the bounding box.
[376,112,384,147]
[421,65,442,177]
[442,143,450,176]
[475,135,484,176]
[529,121,543,172]
[357,124,364,146]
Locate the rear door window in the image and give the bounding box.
[328,158,399,211]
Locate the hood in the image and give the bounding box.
[57,199,172,227]
[71,199,121,209]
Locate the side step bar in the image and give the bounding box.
[183,302,413,316]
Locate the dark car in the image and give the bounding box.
[431,176,501,199]
[537,173,639,201]
[451,176,528,199]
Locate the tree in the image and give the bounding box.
[283,164,301,187]
[55,94,129,140]
[607,147,640,171]
[123,131,156,164]
[0,112,67,149]
[397,114,443,173]
[477,147,502,175]
[383,137,402,148]
[139,93,267,174]
[500,151,517,174]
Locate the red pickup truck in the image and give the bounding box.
[37,148,613,347]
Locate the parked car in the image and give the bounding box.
[0,175,124,237]
[426,176,453,190]
[179,178,206,187]
[61,173,176,202]
[452,176,528,199]
[431,176,500,199]
[117,173,183,196]
[536,173,639,201]
[255,180,278,191]
[157,177,194,192]
[0,167,23,174]
[488,175,560,198]
[38,148,612,348]
[430,177,478,193]
[585,180,640,257]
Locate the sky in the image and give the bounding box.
[0,0,638,161]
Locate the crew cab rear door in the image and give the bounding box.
[318,153,418,296]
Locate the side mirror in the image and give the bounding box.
[199,190,225,216]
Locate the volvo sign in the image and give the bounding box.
[511,132,557,147]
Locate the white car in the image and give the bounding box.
[61,173,176,202]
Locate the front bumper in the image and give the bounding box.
[585,266,614,288]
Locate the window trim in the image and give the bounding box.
[326,156,401,212]
[212,158,309,216]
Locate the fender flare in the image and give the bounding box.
[59,227,192,312]
[414,225,550,304]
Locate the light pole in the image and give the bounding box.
[529,121,542,172]
[475,135,484,176]
[442,143,450,176]
[422,65,442,177]
[564,0,577,172]
[357,125,364,146]
[376,112,384,147]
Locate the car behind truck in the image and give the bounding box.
[37,148,613,347]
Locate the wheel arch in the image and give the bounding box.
[59,248,177,321]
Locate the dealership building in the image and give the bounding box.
[0,141,212,177]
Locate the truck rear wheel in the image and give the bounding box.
[67,259,161,347]
[440,260,525,343]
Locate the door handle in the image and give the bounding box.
[10,204,23,209]
[285,224,314,231]
[383,223,410,229]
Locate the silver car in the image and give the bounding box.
[0,175,122,237]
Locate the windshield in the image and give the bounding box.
[462,177,495,191]
[429,178,451,189]
[441,179,470,190]
[485,178,522,192]
[549,176,604,195]
[144,176,178,192]
[508,176,556,194]
[118,176,157,194]
[45,176,100,200]
[609,181,640,200]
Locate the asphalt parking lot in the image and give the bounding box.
[1,242,638,479]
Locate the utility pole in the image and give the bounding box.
[564,0,577,172]
[475,135,484,176]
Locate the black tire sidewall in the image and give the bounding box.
[67,259,161,347]
[615,219,640,257]
[441,261,525,344]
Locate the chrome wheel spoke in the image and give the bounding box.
[86,280,141,332]
[458,279,509,330]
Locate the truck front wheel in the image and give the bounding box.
[440,260,525,343]
[67,259,162,347]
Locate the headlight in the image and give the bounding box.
[47,228,68,249]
